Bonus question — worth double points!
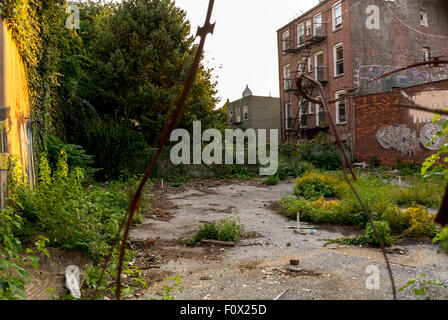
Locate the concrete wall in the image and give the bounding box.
[354,79,448,165]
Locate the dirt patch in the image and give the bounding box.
[240,231,264,240]
[25,248,92,300]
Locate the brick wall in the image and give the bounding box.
[354,79,448,165]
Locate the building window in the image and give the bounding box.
[334,44,344,76]
[285,103,293,130]
[315,52,324,81]
[307,57,313,73]
[420,10,428,27]
[309,101,314,114]
[236,107,241,123]
[306,19,312,35]
[298,59,306,73]
[313,13,323,36]
[316,104,325,127]
[335,91,347,124]
[228,109,233,124]
[243,105,249,121]
[297,23,305,46]
[299,100,308,128]
[333,2,342,30]
[282,30,290,51]
[283,65,291,90]
[422,47,431,62]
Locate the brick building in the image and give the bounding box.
[277,0,448,157]
[354,79,448,166]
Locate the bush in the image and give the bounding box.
[294,171,339,200]
[297,138,341,170]
[11,150,135,259]
[191,215,243,243]
[401,207,438,238]
[396,159,421,176]
[263,175,280,186]
[434,228,448,254]
[365,221,393,246]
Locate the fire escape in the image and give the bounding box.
[282,22,328,142]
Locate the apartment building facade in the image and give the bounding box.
[277,0,448,157]
[227,86,281,139]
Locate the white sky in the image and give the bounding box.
[174,0,319,107]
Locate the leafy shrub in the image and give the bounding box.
[365,221,393,246]
[47,135,98,179]
[11,150,135,259]
[433,228,448,254]
[368,155,380,168]
[263,175,280,186]
[297,138,341,170]
[191,215,243,243]
[396,159,421,176]
[276,159,315,180]
[401,207,438,238]
[294,171,339,200]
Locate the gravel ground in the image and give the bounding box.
[131,180,448,300]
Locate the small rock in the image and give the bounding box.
[290,259,300,266]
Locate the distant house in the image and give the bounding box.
[226,85,281,139]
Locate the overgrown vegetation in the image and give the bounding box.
[190,214,243,244]
[282,171,444,244]
[400,273,448,300]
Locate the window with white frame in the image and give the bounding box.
[299,100,308,128]
[297,23,305,46]
[422,47,430,62]
[309,101,314,114]
[306,20,312,35]
[334,44,344,76]
[316,104,325,127]
[298,59,307,73]
[335,91,347,124]
[420,10,428,27]
[315,52,324,81]
[313,13,322,36]
[307,57,313,73]
[282,30,290,51]
[283,65,291,90]
[285,103,292,130]
[243,105,249,121]
[332,2,342,30]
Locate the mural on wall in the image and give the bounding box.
[376,125,419,156]
[376,123,447,157]
[420,123,446,151]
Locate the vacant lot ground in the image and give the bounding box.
[130,179,448,300]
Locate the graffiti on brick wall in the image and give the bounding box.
[354,64,448,90]
[376,123,446,156]
[376,125,419,156]
[420,123,446,151]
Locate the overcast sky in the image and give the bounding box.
[174,0,318,107]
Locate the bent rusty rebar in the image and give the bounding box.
[296,72,398,300]
[94,0,216,300]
